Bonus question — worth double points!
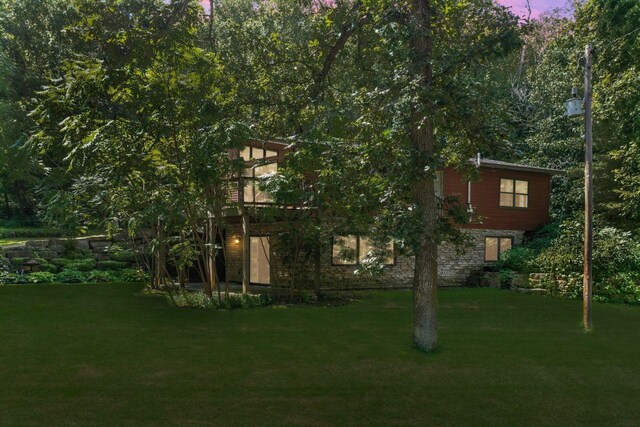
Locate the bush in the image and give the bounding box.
[165,290,272,310]
[109,247,136,263]
[87,270,119,283]
[0,272,30,284]
[496,247,538,274]
[55,269,87,283]
[51,258,73,267]
[28,272,57,284]
[64,258,96,272]
[118,268,148,282]
[96,260,129,271]
[534,218,640,305]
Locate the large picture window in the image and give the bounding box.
[484,237,513,262]
[500,178,528,208]
[332,236,394,266]
[243,162,277,204]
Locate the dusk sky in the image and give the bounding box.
[496,0,569,19]
[199,0,570,19]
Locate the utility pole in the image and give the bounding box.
[583,44,594,331]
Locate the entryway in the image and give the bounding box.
[250,236,270,285]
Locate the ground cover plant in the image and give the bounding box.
[1,284,640,426]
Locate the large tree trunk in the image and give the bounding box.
[410,0,438,352]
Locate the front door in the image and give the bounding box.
[250,236,270,285]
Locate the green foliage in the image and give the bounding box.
[27,272,56,284]
[64,258,96,272]
[109,248,136,263]
[55,269,87,283]
[96,260,129,271]
[0,272,29,284]
[87,270,119,283]
[118,268,148,283]
[165,290,272,310]
[0,228,64,238]
[533,218,640,304]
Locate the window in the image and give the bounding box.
[239,145,278,161]
[332,236,395,266]
[243,162,277,204]
[332,235,358,265]
[500,178,528,208]
[484,237,513,262]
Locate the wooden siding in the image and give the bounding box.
[443,166,551,231]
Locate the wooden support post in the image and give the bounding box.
[239,177,250,294]
[155,216,166,288]
[204,212,215,298]
[583,44,594,331]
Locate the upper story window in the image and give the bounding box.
[499,178,528,208]
[240,145,278,161]
[243,162,277,204]
[332,236,394,266]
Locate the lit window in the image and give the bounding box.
[332,236,395,266]
[240,146,278,161]
[332,235,358,265]
[239,146,252,160]
[484,237,513,262]
[242,162,277,204]
[500,178,528,208]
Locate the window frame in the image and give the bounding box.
[242,161,278,205]
[331,235,395,267]
[239,145,279,161]
[484,236,514,262]
[499,178,529,209]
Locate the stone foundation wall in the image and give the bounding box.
[223,221,525,289]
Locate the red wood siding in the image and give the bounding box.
[443,167,551,231]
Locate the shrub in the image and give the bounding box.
[0,272,29,284]
[39,263,58,273]
[51,258,73,267]
[96,260,129,271]
[28,272,57,284]
[109,247,136,263]
[64,258,96,272]
[55,269,86,283]
[534,218,640,305]
[87,270,119,283]
[118,268,149,283]
[165,290,272,310]
[496,247,537,274]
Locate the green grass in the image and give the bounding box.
[1,285,639,426]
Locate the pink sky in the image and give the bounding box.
[496,0,569,19]
[199,0,569,20]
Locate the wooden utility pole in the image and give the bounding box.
[583,44,594,331]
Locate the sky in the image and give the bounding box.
[199,0,569,20]
[496,0,569,20]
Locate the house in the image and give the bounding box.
[219,140,561,289]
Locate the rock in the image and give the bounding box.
[37,250,59,260]
[90,240,111,252]
[48,245,65,254]
[75,239,91,250]
[5,250,34,259]
[25,240,49,249]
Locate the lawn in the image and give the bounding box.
[1,285,639,426]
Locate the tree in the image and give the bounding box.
[214,0,519,350]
